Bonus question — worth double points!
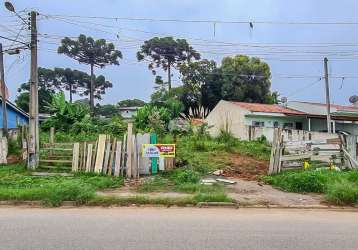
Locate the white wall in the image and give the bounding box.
[206,100,248,138]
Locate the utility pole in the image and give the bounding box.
[324,57,332,133]
[28,11,39,169]
[0,44,8,138]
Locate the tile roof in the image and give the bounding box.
[230,101,305,115]
[292,101,358,112]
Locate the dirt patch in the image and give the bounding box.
[221,154,269,181]
[228,179,324,207]
[7,155,21,164]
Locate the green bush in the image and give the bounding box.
[8,139,21,156]
[262,170,338,193]
[325,180,358,205]
[173,169,201,185]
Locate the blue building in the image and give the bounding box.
[0,98,29,129]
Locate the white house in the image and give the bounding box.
[285,101,358,135]
[205,100,358,141]
[118,107,139,119]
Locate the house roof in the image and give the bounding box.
[118,106,140,111]
[0,97,29,118]
[290,101,358,113]
[230,101,305,116]
[286,101,358,120]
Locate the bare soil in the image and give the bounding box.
[221,154,269,181]
[228,179,324,207]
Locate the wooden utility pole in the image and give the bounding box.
[28,11,39,169]
[0,44,8,138]
[324,57,332,134]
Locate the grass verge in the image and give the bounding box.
[0,164,124,207]
[262,169,358,206]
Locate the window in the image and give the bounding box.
[283,122,294,129]
[295,122,303,130]
[273,121,279,128]
[252,121,265,127]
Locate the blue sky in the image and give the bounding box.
[1,0,358,105]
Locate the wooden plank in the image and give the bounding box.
[281,153,312,161]
[94,135,107,173]
[121,134,127,176]
[81,142,87,171]
[43,142,73,147]
[108,138,116,176]
[342,147,358,168]
[268,128,278,175]
[40,159,73,163]
[85,144,93,172]
[40,148,73,151]
[91,139,98,172]
[126,123,133,178]
[71,142,80,172]
[137,133,151,175]
[49,127,55,144]
[132,135,138,178]
[114,141,122,177]
[273,129,283,174]
[102,136,111,174]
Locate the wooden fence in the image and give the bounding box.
[269,128,358,175]
[40,124,175,178]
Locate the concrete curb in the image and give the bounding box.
[1,200,358,210]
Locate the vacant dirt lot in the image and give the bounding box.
[222,154,269,181]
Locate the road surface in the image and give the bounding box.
[0,207,357,250]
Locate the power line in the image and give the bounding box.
[40,13,358,26]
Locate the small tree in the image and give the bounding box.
[58,34,122,112]
[137,37,200,90]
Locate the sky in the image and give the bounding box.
[1,0,358,106]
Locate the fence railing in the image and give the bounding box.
[269,128,358,175]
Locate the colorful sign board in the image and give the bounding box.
[142,144,176,158]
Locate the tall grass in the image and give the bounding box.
[262,169,358,206]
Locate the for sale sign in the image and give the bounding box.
[142,144,175,158]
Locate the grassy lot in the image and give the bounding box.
[136,134,271,202]
[0,133,270,207]
[0,164,124,206]
[262,169,358,206]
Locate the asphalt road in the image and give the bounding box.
[0,207,358,250]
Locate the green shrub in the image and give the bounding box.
[8,139,21,156]
[173,169,201,185]
[325,180,358,205]
[262,170,338,193]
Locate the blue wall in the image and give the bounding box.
[0,101,29,129]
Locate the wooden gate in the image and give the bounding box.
[269,128,358,175]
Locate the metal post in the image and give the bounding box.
[324,57,332,133]
[0,44,8,138]
[28,11,39,169]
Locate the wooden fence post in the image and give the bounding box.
[94,134,107,173]
[108,138,116,176]
[49,127,55,144]
[126,123,133,179]
[114,141,122,176]
[85,144,93,172]
[268,128,283,175]
[72,142,80,172]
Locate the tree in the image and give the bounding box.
[220,55,272,103]
[54,68,89,103]
[78,75,113,101]
[118,99,146,108]
[58,34,122,112]
[137,37,200,90]
[179,59,217,115]
[95,104,119,117]
[15,67,58,113]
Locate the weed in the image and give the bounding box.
[325,180,358,205]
